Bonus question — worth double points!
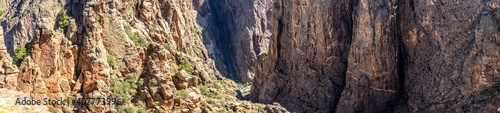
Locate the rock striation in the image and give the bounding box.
[336,0,400,112]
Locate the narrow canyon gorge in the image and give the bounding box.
[0,0,499,112]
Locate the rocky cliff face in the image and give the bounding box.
[252,0,500,113]
[0,0,282,112]
[197,0,271,82]
[1,0,499,112]
[399,0,500,112]
[251,0,354,112]
[336,0,400,112]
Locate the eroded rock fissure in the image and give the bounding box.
[395,0,408,111]
[206,0,240,82]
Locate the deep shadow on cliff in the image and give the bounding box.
[195,0,240,82]
[196,0,273,83]
[249,0,500,113]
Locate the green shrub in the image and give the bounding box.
[207,100,215,104]
[127,74,140,91]
[13,44,27,66]
[0,10,5,17]
[137,108,147,113]
[153,101,160,106]
[150,78,157,84]
[49,107,58,113]
[198,85,214,98]
[176,90,189,99]
[178,62,193,74]
[215,94,231,101]
[200,100,208,106]
[214,82,222,90]
[125,107,135,113]
[164,44,172,50]
[111,74,139,103]
[94,15,101,21]
[126,73,139,84]
[124,24,149,47]
[107,53,117,66]
[169,61,193,75]
[58,9,70,33]
[116,106,125,112]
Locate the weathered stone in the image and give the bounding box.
[176,70,190,81]
[198,0,272,82]
[398,0,500,112]
[250,0,353,112]
[265,103,290,113]
[336,0,400,112]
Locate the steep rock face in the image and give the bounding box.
[2,0,285,112]
[252,0,500,112]
[399,0,500,112]
[0,27,19,89]
[16,24,76,100]
[336,0,400,112]
[197,0,271,82]
[0,0,68,55]
[75,2,114,111]
[251,0,353,112]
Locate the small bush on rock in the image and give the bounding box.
[106,53,117,66]
[13,44,27,66]
[58,9,70,33]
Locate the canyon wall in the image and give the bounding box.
[198,0,271,82]
[0,0,279,112]
[252,0,500,112]
[399,0,500,112]
[251,0,354,112]
[1,0,499,112]
[336,0,400,112]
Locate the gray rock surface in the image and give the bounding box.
[197,0,271,82]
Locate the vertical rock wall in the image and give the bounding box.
[199,0,271,82]
[336,0,400,112]
[252,0,500,112]
[251,0,354,112]
[400,0,500,112]
[0,0,499,112]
